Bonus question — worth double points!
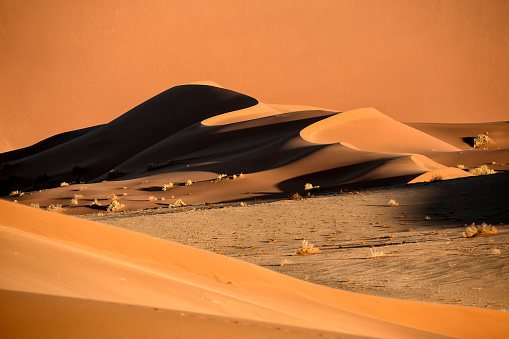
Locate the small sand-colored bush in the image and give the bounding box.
[30,203,40,209]
[162,183,174,191]
[463,223,497,238]
[388,199,399,207]
[108,194,118,201]
[47,204,64,212]
[369,248,385,259]
[70,198,79,205]
[90,199,102,207]
[60,182,69,187]
[473,133,491,149]
[78,186,87,191]
[173,199,186,207]
[304,183,319,190]
[185,180,193,186]
[148,196,158,201]
[425,216,431,220]
[457,164,465,169]
[107,200,125,212]
[280,259,295,266]
[289,193,303,200]
[217,174,227,180]
[295,240,321,255]
[468,165,496,176]
[471,165,496,175]
[9,190,22,196]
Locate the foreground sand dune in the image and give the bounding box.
[1,200,508,338]
[1,83,506,215]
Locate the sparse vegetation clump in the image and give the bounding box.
[473,133,491,149]
[217,174,227,180]
[304,183,319,190]
[107,200,125,212]
[30,203,40,209]
[280,259,294,266]
[108,194,118,201]
[185,180,193,186]
[369,248,385,259]
[148,196,158,201]
[90,199,102,207]
[9,190,22,196]
[457,164,465,169]
[295,240,321,255]
[169,199,187,207]
[388,199,399,207]
[430,175,443,182]
[70,198,79,205]
[162,183,174,191]
[463,223,497,238]
[289,193,303,200]
[468,165,496,176]
[60,182,70,187]
[47,204,64,212]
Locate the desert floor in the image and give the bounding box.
[87,172,509,311]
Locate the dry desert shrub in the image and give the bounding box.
[70,197,79,205]
[369,248,385,259]
[388,199,399,207]
[60,182,69,187]
[473,133,491,149]
[78,186,87,191]
[185,180,193,186]
[457,164,465,169]
[108,194,118,201]
[47,204,64,212]
[148,196,158,201]
[90,199,102,207]
[217,174,227,180]
[295,240,321,255]
[430,175,443,182]
[9,190,22,196]
[468,165,496,175]
[280,259,295,266]
[425,216,431,220]
[30,203,40,209]
[304,183,319,190]
[107,200,125,212]
[162,183,174,191]
[463,223,497,238]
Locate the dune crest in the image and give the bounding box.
[300,108,460,153]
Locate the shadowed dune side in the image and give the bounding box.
[0,85,258,195]
[2,200,509,338]
[0,125,102,164]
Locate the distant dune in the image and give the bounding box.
[1,0,509,152]
[1,83,508,215]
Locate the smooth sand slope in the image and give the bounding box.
[2,83,507,215]
[2,200,509,338]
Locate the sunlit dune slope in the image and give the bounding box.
[1,83,507,214]
[2,200,509,338]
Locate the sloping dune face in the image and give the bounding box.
[2,83,507,213]
[300,108,460,153]
[2,200,509,338]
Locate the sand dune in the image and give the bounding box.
[1,83,507,215]
[2,200,509,338]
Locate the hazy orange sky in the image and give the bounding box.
[1,0,508,152]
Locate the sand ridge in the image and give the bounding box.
[2,83,507,215]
